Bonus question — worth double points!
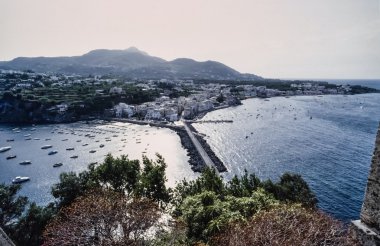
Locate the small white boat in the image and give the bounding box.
[48,150,58,155]
[0,146,12,153]
[12,176,30,184]
[19,160,32,165]
[41,145,53,149]
[53,163,63,168]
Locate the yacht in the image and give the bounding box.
[41,145,53,149]
[0,146,12,153]
[12,176,30,184]
[19,160,32,165]
[53,163,63,168]
[6,155,16,160]
[48,150,58,155]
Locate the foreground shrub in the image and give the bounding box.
[210,204,359,246]
[43,189,162,245]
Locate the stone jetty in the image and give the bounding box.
[352,123,380,245]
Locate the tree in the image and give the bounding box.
[51,171,89,208]
[94,154,140,194]
[0,183,28,230]
[10,202,56,246]
[180,189,278,242]
[139,154,171,205]
[43,190,162,245]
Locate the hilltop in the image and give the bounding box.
[0,47,262,80]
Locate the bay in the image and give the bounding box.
[0,121,197,205]
[193,93,380,221]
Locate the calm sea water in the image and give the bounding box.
[193,93,380,221]
[0,121,196,205]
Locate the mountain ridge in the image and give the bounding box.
[0,48,262,80]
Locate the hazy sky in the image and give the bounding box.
[1,0,379,79]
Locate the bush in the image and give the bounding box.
[210,204,359,246]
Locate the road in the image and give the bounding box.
[183,122,218,173]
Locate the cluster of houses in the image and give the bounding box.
[0,70,355,122]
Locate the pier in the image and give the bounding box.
[183,122,219,173]
[185,120,233,124]
[109,117,226,172]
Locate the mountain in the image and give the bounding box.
[0,47,262,80]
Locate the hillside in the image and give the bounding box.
[0,47,262,80]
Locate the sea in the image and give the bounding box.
[0,79,379,221]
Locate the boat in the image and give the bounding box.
[66,147,75,151]
[6,139,14,142]
[89,150,96,153]
[0,146,12,153]
[41,145,53,149]
[12,176,30,184]
[62,139,68,141]
[99,144,105,148]
[25,138,31,140]
[19,160,32,165]
[82,143,88,146]
[6,155,16,160]
[70,155,78,159]
[48,150,58,155]
[53,163,63,168]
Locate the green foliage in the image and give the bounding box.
[172,167,224,209]
[93,154,140,193]
[180,189,278,241]
[10,202,56,246]
[138,154,171,204]
[0,183,28,229]
[51,172,89,208]
[262,173,317,207]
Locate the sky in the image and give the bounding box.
[0,0,379,79]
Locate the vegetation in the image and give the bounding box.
[0,155,355,245]
[210,204,359,246]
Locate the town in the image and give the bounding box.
[0,69,373,123]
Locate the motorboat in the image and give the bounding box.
[6,139,14,142]
[70,155,78,159]
[89,150,96,153]
[41,145,53,149]
[66,147,75,151]
[6,155,16,160]
[99,144,105,148]
[0,146,12,153]
[53,163,63,168]
[48,150,58,155]
[12,176,30,184]
[19,160,32,165]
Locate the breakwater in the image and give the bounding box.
[109,118,227,173]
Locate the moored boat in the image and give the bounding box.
[19,160,32,165]
[41,145,53,149]
[0,146,12,153]
[70,155,78,159]
[12,176,30,184]
[48,150,58,155]
[6,155,16,160]
[66,147,75,151]
[53,163,63,167]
